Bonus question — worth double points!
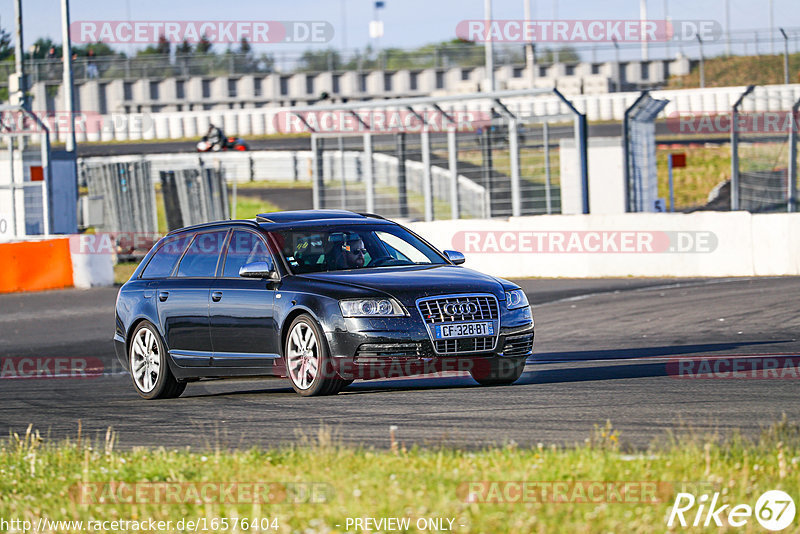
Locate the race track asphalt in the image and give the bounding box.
[1,277,798,450]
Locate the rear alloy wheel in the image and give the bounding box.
[469,357,527,386]
[285,314,344,396]
[129,321,186,400]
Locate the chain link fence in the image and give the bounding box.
[625,92,670,212]
[304,90,586,220]
[732,86,800,213]
[0,107,54,240]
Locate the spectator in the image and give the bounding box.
[87,49,99,79]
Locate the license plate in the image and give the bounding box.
[433,322,494,339]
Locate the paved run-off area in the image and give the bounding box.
[1,277,798,450]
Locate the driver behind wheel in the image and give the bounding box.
[340,237,366,269]
[328,233,366,270]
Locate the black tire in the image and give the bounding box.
[284,314,342,397]
[469,357,527,386]
[129,321,186,400]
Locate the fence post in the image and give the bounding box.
[554,88,590,214]
[447,128,460,220]
[363,133,375,213]
[543,121,552,215]
[576,113,589,214]
[8,139,17,237]
[311,136,324,209]
[508,118,521,217]
[481,128,494,217]
[421,130,433,221]
[338,136,347,210]
[731,86,755,211]
[730,109,740,211]
[789,98,800,212]
[396,133,409,218]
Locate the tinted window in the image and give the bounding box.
[222,230,273,278]
[141,235,191,279]
[176,230,228,278]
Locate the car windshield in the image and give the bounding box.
[271,224,448,273]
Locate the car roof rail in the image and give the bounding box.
[256,210,366,224]
[359,212,388,220]
[166,219,258,235]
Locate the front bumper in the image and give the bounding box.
[325,306,534,380]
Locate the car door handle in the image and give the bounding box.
[158,291,169,302]
[211,291,223,302]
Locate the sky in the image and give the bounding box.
[2,0,799,59]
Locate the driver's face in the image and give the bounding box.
[343,239,366,268]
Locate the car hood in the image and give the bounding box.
[300,265,506,305]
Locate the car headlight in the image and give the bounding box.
[505,289,529,310]
[339,298,406,317]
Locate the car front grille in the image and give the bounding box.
[418,295,499,324]
[502,333,534,357]
[417,294,500,355]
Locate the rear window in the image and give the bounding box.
[176,230,229,278]
[141,235,192,279]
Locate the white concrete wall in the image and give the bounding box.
[408,212,800,278]
[69,239,115,288]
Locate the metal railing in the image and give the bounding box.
[0,106,53,239]
[301,90,587,221]
[731,86,799,212]
[624,92,670,212]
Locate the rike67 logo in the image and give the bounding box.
[668,490,796,531]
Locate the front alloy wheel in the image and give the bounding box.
[285,314,345,396]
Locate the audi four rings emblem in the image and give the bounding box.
[443,302,479,316]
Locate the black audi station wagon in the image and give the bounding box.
[114,210,534,398]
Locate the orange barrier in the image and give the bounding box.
[0,238,74,293]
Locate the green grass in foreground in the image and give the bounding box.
[1,420,799,533]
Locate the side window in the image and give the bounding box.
[222,230,273,278]
[141,234,191,279]
[176,230,228,278]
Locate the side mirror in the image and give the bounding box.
[239,261,280,281]
[444,250,465,265]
